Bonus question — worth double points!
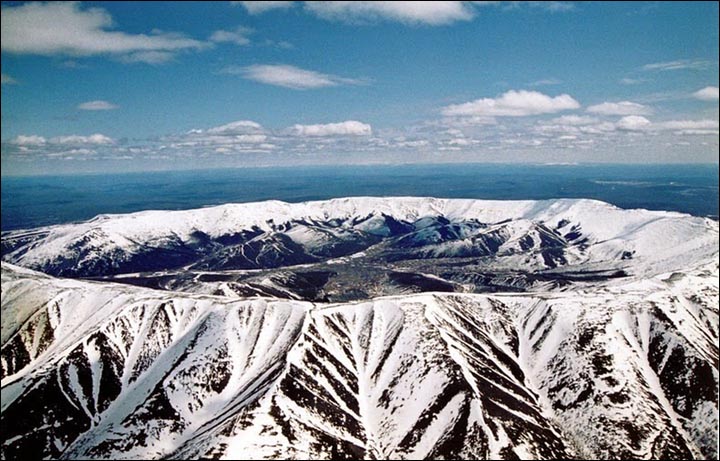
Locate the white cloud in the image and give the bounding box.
[534,119,616,137]
[188,134,269,145]
[395,139,429,148]
[692,86,719,101]
[658,119,719,130]
[447,138,471,146]
[171,121,271,151]
[291,120,372,136]
[54,148,96,156]
[304,1,475,25]
[233,1,296,14]
[117,50,176,64]
[10,133,114,147]
[673,130,719,136]
[440,115,497,126]
[264,39,294,49]
[619,77,645,85]
[78,100,118,110]
[231,134,268,143]
[514,1,575,12]
[210,27,253,46]
[225,64,365,89]
[0,2,207,61]
[50,134,115,145]
[586,101,651,115]
[549,115,599,125]
[642,59,713,71]
[442,90,580,117]
[11,135,47,146]
[1,73,17,84]
[234,1,573,25]
[528,78,561,87]
[579,122,617,134]
[616,115,651,131]
[206,120,264,135]
[537,116,719,138]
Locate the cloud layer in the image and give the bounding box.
[442,90,580,117]
[12,133,114,146]
[290,120,372,136]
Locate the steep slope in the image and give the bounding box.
[2,260,717,460]
[1,264,309,460]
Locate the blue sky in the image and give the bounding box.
[1,1,718,175]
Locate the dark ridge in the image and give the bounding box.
[388,271,456,292]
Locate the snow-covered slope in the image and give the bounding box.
[2,259,717,460]
[1,198,717,460]
[2,198,717,282]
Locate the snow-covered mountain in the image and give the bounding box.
[2,198,717,299]
[1,198,718,460]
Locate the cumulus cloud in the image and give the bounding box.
[78,100,118,110]
[205,120,264,135]
[616,115,651,131]
[1,73,17,84]
[51,134,115,145]
[0,2,207,62]
[586,101,651,116]
[10,133,114,147]
[233,1,296,14]
[11,135,47,146]
[442,90,580,117]
[223,64,365,89]
[641,59,714,71]
[304,1,475,25]
[230,134,268,143]
[210,26,253,46]
[692,86,719,101]
[548,115,599,125]
[291,120,372,136]
[161,120,275,155]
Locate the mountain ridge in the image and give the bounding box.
[2,256,717,459]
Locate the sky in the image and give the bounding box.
[1,1,718,175]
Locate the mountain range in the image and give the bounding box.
[1,197,717,460]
